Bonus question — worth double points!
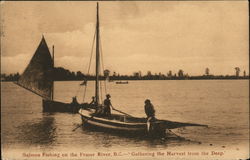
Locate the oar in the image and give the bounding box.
[72,124,82,132]
[72,114,95,131]
[112,107,133,117]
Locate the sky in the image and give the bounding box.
[1,1,249,76]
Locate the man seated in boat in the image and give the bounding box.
[89,96,95,105]
[89,96,97,109]
[71,96,81,112]
[144,99,156,122]
[71,96,79,105]
[80,96,96,110]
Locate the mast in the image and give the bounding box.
[95,2,100,105]
[51,45,54,101]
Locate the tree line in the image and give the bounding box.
[1,67,249,82]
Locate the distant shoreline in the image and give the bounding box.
[1,77,249,82]
[1,66,249,82]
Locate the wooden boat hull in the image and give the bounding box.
[79,108,207,138]
[81,115,146,135]
[43,99,80,113]
[79,109,166,138]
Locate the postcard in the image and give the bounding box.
[1,1,249,160]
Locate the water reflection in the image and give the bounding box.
[2,80,248,157]
[17,114,56,146]
[79,126,195,150]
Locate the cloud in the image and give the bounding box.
[1,1,249,75]
[1,54,31,74]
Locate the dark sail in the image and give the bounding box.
[17,36,53,100]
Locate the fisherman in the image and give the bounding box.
[103,94,113,116]
[71,96,79,112]
[144,99,157,133]
[89,96,95,105]
[144,99,156,120]
[71,96,79,105]
[89,96,97,109]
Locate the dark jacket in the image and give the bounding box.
[103,98,111,115]
[144,103,155,118]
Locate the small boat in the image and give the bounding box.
[15,36,80,113]
[116,81,129,84]
[79,3,207,139]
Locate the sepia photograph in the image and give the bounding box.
[1,1,249,160]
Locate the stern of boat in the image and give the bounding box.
[147,121,166,138]
[42,99,80,113]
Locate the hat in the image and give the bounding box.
[106,94,111,98]
[145,99,150,104]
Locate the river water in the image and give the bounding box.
[1,80,249,160]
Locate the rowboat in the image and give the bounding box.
[78,3,207,139]
[116,81,129,84]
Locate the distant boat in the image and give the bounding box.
[78,3,207,138]
[15,36,80,113]
[115,81,129,84]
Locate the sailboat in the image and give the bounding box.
[15,36,80,113]
[79,3,207,138]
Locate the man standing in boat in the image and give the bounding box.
[103,94,113,116]
[144,99,156,120]
[144,99,156,133]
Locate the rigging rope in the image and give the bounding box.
[77,29,96,102]
[99,79,103,103]
[99,32,107,95]
[75,25,107,103]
